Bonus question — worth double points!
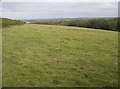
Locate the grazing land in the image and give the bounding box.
[0,20,2,88]
[3,24,118,87]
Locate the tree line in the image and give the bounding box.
[31,18,118,31]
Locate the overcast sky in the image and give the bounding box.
[1,1,118,19]
[1,0,119,2]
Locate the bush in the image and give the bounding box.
[1,18,25,28]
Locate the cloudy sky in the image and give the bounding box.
[0,0,118,19]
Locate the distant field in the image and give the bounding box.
[3,24,118,87]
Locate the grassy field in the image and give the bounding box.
[0,23,2,88]
[2,24,118,87]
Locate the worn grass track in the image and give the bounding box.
[2,24,118,87]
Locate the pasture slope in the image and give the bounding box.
[3,24,118,87]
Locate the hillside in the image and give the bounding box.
[3,24,118,87]
[28,18,118,31]
[1,18,25,27]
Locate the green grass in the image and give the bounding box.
[2,24,118,87]
[0,23,2,88]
